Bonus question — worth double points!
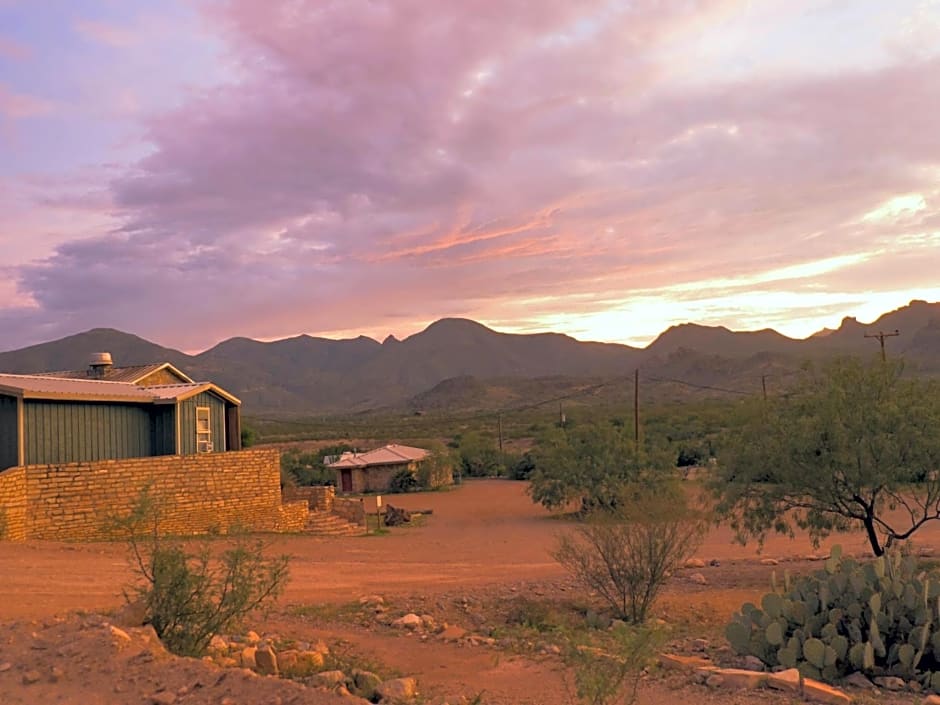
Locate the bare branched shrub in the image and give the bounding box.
[115,488,290,656]
[553,484,704,624]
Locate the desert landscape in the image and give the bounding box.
[1,479,933,704]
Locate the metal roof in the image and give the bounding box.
[327,444,430,469]
[0,373,239,405]
[35,362,194,384]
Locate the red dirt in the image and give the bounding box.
[1,479,933,704]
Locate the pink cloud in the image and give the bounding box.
[73,19,137,48]
[3,0,940,350]
[0,84,53,119]
[0,35,30,60]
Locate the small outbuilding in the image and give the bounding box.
[328,444,430,493]
[0,353,241,471]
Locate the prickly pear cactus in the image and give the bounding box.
[726,545,940,691]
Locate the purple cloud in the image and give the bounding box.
[2,0,940,350]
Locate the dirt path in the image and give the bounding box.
[1,479,909,621]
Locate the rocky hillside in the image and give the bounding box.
[0,301,937,416]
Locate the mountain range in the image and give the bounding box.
[1,300,938,416]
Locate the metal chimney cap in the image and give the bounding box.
[89,352,113,367]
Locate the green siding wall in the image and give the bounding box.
[178,392,227,455]
[23,400,152,465]
[149,406,177,456]
[0,394,18,470]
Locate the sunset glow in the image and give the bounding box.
[1,1,939,351]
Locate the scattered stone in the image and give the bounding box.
[393,614,423,630]
[658,654,713,671]
[909,680,922,693]
[352,669,382,700]
[760,558,779,566]
[689,573,707,585]
[684,558,706,568]
[925,695,940,705]
[255,646,278,676]
[704,673,724,688]
[209,635,228,652]
[109,625,132,645]
[240,646,257,670]
[376,676,418,702]
[0,662,11,672]
[22,670,41,685]
[742,655,765,672]
[221,698,236,705]
[420,615,437,631]
[767,668,801,693]
[245,631,261,645]
[49,666,64,683]
[691,638,709,652]
[704,668,768,689]
[842,672,873,689]
[438,625,467,642]
[277,650,299,674]
[709,559,721,567]
[873,676,905,691]
[312,670,347,688]
[359,595,385,607]
[802,679,852,704]
[150,692,177,705]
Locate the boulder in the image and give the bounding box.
[353,669,383,700]
[802,679,851,705]
[312,670,348,688]
[377,676,418,702]
[393,613,423,630]
[843,672,874,689]
[438,625,468,642]
[255,646,278,676]
[873,676,905,691]
[684,558,706,568]
[689,573,707,585]
[767,668,801,693]
[240,646,257,670]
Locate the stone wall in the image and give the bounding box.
[283,485,334,512]
[342,462,417,494]
[0,448,308,541]
[0,466,27,541]
[333,496,366,525]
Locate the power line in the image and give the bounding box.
[641,374,752,396]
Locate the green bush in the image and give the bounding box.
[727,546,940,689]
[389,469,419,493]
[118,491,290,657]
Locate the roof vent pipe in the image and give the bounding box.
[88,352,114,378]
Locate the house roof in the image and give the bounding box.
[327,444,430,469]
[0,373,240,405]
[35,362,194,384]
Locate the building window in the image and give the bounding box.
[196,406,213,452]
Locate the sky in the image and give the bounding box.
[1,0,939,353]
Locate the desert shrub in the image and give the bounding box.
[240,425,258,448]
[389,469,419,493]
[280,445,352,486]
[727,546,940,690]
[416,441,455,489]
[118,491,290,657]
[563,625,660,705]
[506,596,555,632]
[553,484,704,623]
[509,452,536,480]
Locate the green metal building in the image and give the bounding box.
[0,357,241,470]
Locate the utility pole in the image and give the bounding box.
[864,329,900,362]
[761,374,768,402]
[497,414,503,453]
[559,402,566,427]
[633,368,640,449]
